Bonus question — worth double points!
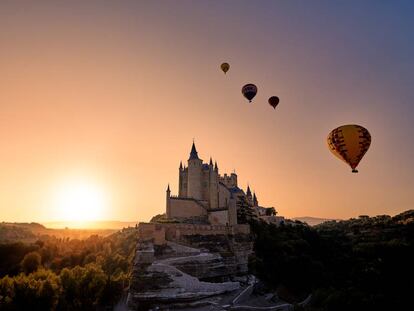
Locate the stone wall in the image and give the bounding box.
[208,210,229,225]
[138,222,250,245]
[169,197,207,219]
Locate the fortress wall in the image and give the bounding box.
[169,199,206,218]
[138,223,167,244]
[208,210,229,225]
[218,183,231,207]
[201,170,210,201]
[138,222,250,245]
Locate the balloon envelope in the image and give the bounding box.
[242,84,257,102]
[221,62,230,74]
[268,96,279,109]
[327,124,371,173]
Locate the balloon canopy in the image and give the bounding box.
[268,96,279,109]
[242,84,258,102]
[327,124,371,173]
[220,62,230,74]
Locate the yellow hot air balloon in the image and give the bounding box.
[220,62,230,74]
[327,124,371,173]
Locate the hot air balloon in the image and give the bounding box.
[268,96,279,109]
[327,124,371,173]
[242,84,257,102]
[220,62,230,74]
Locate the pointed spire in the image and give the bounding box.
[189,141,199,160]
[246,185,252,197]
[253,192,258,206]
[209,157,213,166]
[214,161,218,171]
[166,184,170,192]
[179,161,183,169]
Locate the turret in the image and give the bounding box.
[246,185,252,198]
[178,162,187,197]
[253,192,258,207]
[246,185,253,206]
[228,192,238,225]
[166,184,171,218]
[230,171,238,187]
[187,142,202,199]
[209,157,219,209]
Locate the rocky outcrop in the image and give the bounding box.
[127,241,243,310]
[127,229,253,310]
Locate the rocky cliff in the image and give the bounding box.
[127,230,253,310]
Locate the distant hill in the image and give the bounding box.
[0,221,121,242]
[293,217,340,226]
[42,220,137,230]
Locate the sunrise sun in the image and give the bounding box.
[54,180,107,222]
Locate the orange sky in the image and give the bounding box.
[1,1,413,222]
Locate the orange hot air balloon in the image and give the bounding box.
[220,62,230,74]
[268,96,279,109]
[327,124,371,173]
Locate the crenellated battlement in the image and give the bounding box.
[219,172,238,188]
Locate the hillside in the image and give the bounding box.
[0,222,118,242]
[251,209,414,310]
[0,227,137,310]
[43,220,138,230]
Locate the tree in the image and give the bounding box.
[265,207,276,216]
[21,251,41,274]
[237,196,257,225]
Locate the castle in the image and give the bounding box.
[128,143,284,309]
[166,142,279,225]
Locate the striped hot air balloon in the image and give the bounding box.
[327,124,371,173]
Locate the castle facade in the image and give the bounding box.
[166,143,275,225]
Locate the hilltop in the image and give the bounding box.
[0,222,118,242]
[293,217,340,226]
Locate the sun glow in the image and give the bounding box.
[54,180,107,222]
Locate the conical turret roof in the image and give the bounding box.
[246,185,252,197]
[189,142,200,160]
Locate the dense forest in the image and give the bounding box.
[250,210,414,311]
[0,227,137,310]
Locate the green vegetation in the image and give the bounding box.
[0,227,137,310]
[250,210,414,310]
[237,196,258,224]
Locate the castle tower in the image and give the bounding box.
[166,184,171,218]
[246,185,253,206]
[228,192,238,225]
[230,172,238,187]
[178,161,187,197]
[187,142,202,200]
[209,157,219,209]
[253,192,258,207]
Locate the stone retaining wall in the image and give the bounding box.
[138,222,250,245]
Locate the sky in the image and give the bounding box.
[1,0,413,223]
